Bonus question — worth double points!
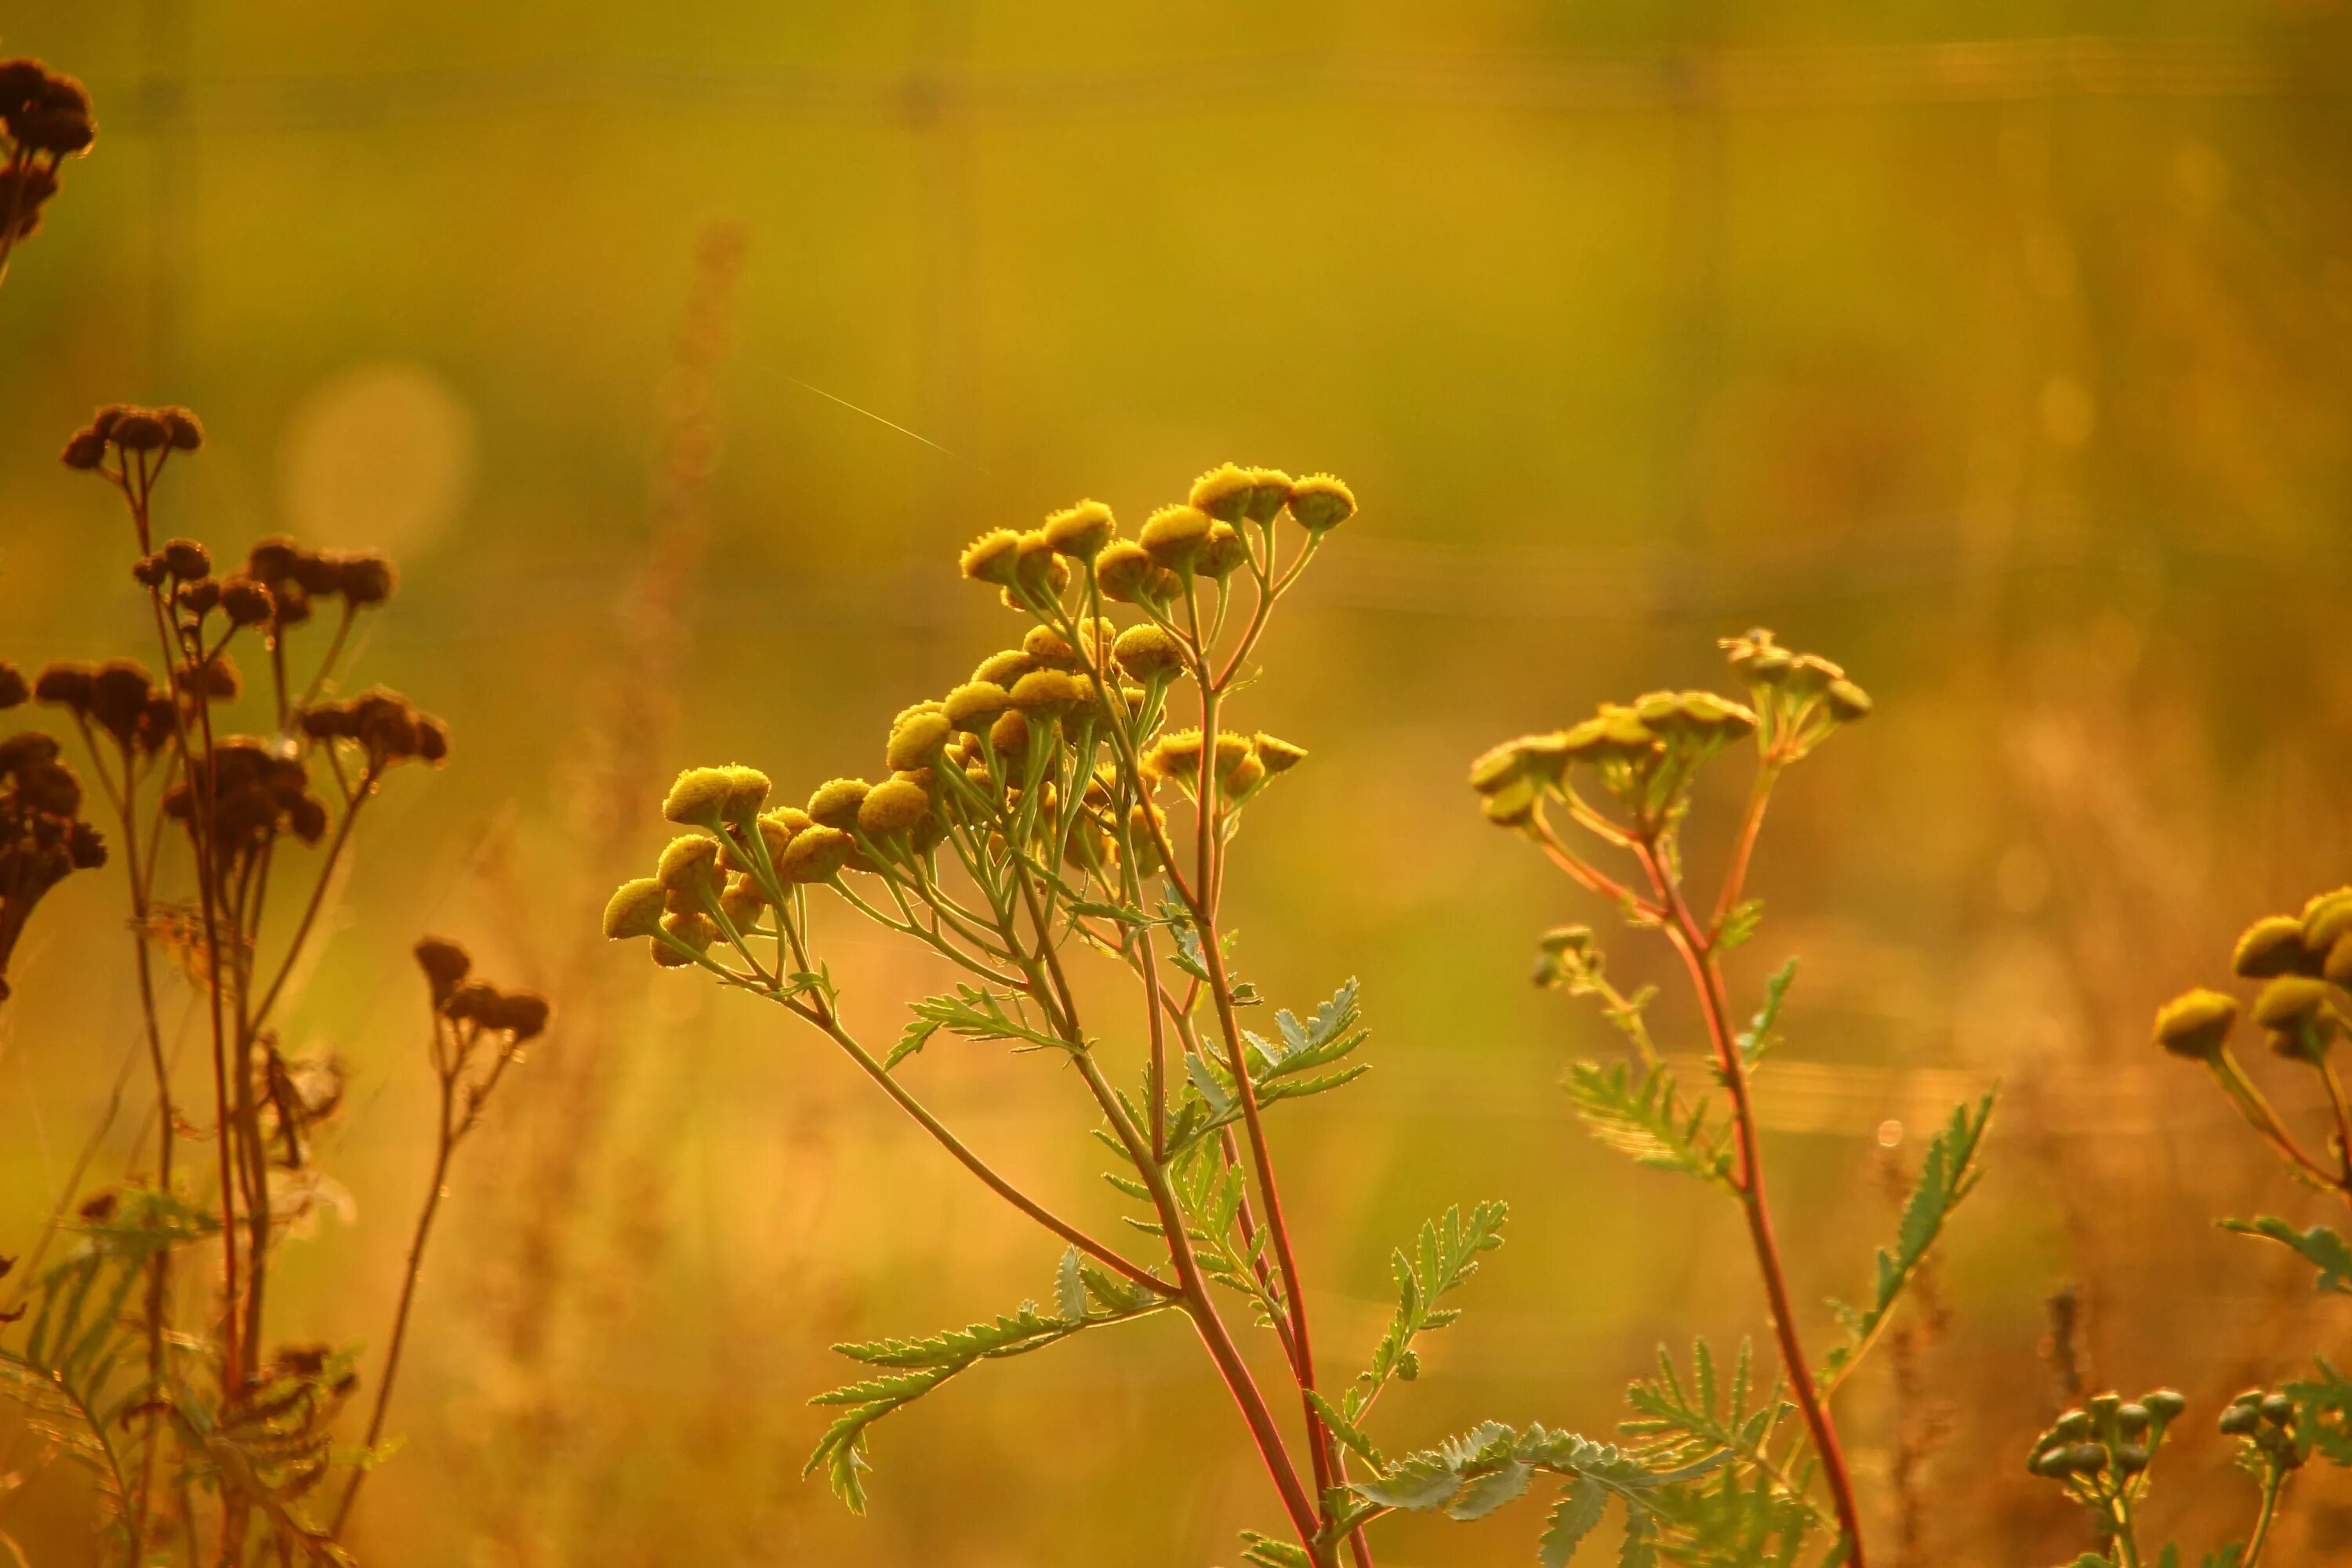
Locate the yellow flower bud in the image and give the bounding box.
[960,528,1022,586]
[720,815,792,876]
[780,824,854,882]
[651,938,696,968]
[1113,623,1184,681]
[2234,916,2309,979]
[1254,733,1307,775]
[720,764,771,820]
[1096,540,1179,605]
[945,681,1013,732]
[1824,680,1872,724]
[858,775,933,837]
[1010,669,1086,715]
[1043,500,1116,559]
[989,709,1032,756]
[1220,750,1267,800]
[719,873,770,928]
[602,877,667,939]
[2302,889,2352,953]
[1189,463,1255,524]
[1198,521,1250,579]
[1785,653,1846,698]
[887,710,953,771]
[660,766,735,826]
[1243,468,1294,524]
[1012,532,1066,598]
[973,649,1033,686]
[1287,474,1354,532]
[807,778,872,830]
[2153,989,2238,1060]
[661,910,718,953]
[1468,739,1527,795]
[1140,505,1212,572]
[1022,624,1080,667]
[656,834,723,898]
[2253,976,2329,1030]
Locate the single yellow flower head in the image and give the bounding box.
[602,877,667,939]
[1143,728,1203,783]
[1022,624,1080,668]
[1220,750,1267,800]
[2327,934,2352,987]
[1287,474,1355,533]
[2234,915,2309,979]
[1140,504,1212,572]
[945,681,1014,731]
[1010,668,1086,715]
[656,833,724,897]
[1212,732,1252,773]
[887,710,953,771]
[858,775,934,837]
[719,873,771,928]
[1824,680,1872,724]
[973,649,1033,687]
[1096,540,1178,605]
[661,909,718,953]
[1243,468,1294,524]
[2300,888,2352,953]
[1013,531,1067,599]
[807,778,873,830]
[661,766,736,826]
[1113,623,1184,681]
[1043,500,1116,560]
[1468,739,1528,796]
[989,709,1033,756]
[1254,733,1308,776]
[2252,975,2329,1030]
[2153,989,2238,1060]
[1189,463,1256,524]
[720,764,772,820]
[960,528,1023,586]
[1199,521,1250,579]
[1785,652,1847,698]
[720,814,793,875]
[1482,780,1537,827]
[1722,629,1792,684]
[1679,691,1760,741]
[780,824,855,882]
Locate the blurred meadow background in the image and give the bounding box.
[5,2,2352,1564]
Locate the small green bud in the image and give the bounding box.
[1824,679,1872,723]
[2114,1443,2150,1474]
[2143,1389,2187,1421]
[2252,975,2329,1031]
[2220,1403,2260,1436]
[2115,1403,2151,1436]
[2259,1393,2294,1426]
[2053,1410,2094,1441]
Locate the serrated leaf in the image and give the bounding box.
[2219,1216,2352,1296]
[1540,1474,1609,1568]
[1053,1247,1087,1323]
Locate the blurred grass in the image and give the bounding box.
[3,2,2351,1563]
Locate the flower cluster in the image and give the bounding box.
[595,468,1501,1568]
[0,56,94,266]
[0,662,105,998]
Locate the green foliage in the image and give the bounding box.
[1736,960,1797,1066]
[1343,1420,1727,1565]
[0,1188,215,1539]
[1154,978,1373,1160]
[1819,1091,1995,1389]
[2218,1217,2352,1296]
[803,1266,1176,1512]
[1622,1341,1824,1567]
[887,982,1073,1069]
[1565,1058,1737,1192]
[2283,1358,2352,1465]
[1344,1202,1510,1424]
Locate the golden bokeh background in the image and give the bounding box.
[4,3,2351,1564]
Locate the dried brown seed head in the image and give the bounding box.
[444,980,502,1023]
[220,576,275,627]
[336,550,397,606]
[413,936,473,1005]
[158,406,205,451]
[32,661,95,712]
[0,662,27,710]
[161,538,211,580]
[491,990,551,1040]
[176,579,221,618]
[60,427,107,470]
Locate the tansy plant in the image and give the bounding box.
[603,468,1700,1568]
[0,401,549,1566]
[1476,637,2350,1568]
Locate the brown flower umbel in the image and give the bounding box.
[0,401,477,1565]
[0,56,95,289]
